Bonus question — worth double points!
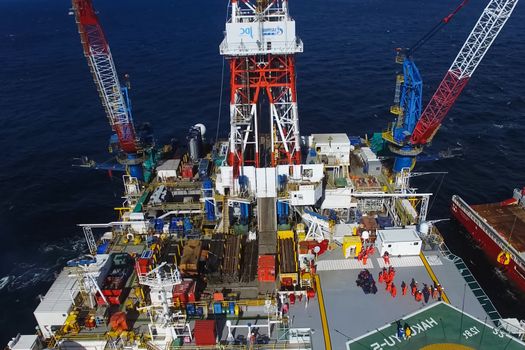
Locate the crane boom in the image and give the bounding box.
[410,0,519,145]
[72,0,137,154]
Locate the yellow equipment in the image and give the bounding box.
[62,311,80,334]
[342,236,362,259]
[296,223,306,241]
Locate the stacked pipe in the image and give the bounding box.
[222,235,242,283]
[206,234,225,274]
[240,238,259,283]
[279,238,296,273]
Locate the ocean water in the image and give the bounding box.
[1,0,525,343]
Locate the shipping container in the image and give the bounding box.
[375,228,422,256]
[258,255,276,282]
[181,164,194,179]
[34,270,80,339]
[172,280,196,306]
[136,250,154,275]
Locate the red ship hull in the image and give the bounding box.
[451,197,525,293]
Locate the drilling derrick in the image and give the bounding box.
[220,0,303,175]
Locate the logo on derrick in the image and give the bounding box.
[262,27,284,36]
[240,26,284,39]
[240,27,253,39]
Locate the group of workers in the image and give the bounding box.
[374,252,444,303]
[357,244,376,265]
[410,279,444,303]
[396,320,413,340]
[355,247,445,303]
[355,269,378,294]
[378,266,397,297]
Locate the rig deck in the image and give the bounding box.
[14,134,522,350]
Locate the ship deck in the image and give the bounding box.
[22,143,518,349]
[472,203,525,252]
[289,248,493,349]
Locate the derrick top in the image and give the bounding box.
[220,0,303,56]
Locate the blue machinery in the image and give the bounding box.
[277,200,290,225]
[382,0,518,173]
[202,179,216,222]
[386,53,423,172]
[381,0,470,172]
[239,202,250,225]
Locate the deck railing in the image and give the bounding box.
[452,195,525,271]
[439,240,502,325]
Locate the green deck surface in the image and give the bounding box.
[347,302,525,350]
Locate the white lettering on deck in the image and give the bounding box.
[368,318,439,350]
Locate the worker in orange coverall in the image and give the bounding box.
[388,266,395,281]
[401,281,407,296]
[410,279,417,296]
[391,283,397,298]
[386,279,392,292]
[383,251,390,265]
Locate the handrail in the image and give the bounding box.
[439,241,502,325]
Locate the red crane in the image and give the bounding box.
[72,0,137,154]
[410,0,519,146]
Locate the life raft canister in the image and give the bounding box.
[497,251,511,265]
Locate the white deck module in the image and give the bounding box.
[34,269,79,339]
[310,133,351,165]
[360,147,382,175]
[59,340,107,350]
[156,159,181,181]
[7,334,41,350]
[376,227,422,256]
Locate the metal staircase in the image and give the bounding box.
[440,243,502,325]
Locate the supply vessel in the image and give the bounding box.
[452,190,525,293]
[6,0,525,349]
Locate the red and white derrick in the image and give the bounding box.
[220,0,303,175]
[411,0,519,145]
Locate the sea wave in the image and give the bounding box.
[1,236,86,291]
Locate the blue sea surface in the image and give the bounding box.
[1,0,524,343]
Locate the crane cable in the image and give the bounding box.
[407,0,469,57]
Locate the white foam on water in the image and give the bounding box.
[0,275,14,291]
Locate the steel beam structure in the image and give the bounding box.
[221,0,303,176]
